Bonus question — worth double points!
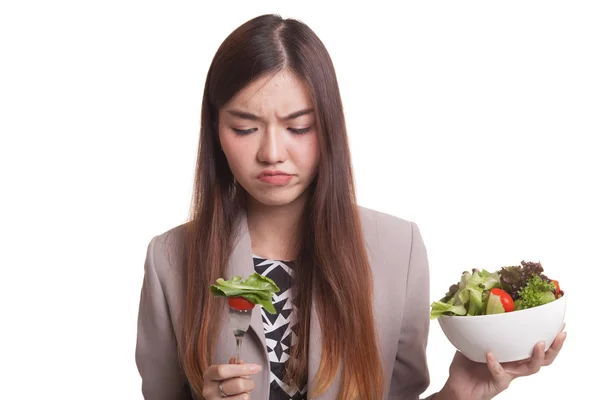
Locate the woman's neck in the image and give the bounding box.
[246,196,306,261]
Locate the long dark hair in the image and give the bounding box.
[182,14,384,399]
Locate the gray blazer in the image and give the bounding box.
[135,206,437,399]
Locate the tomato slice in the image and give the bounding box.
[490,288,515,312]
[228,296,255,311]
[552,280,561,298]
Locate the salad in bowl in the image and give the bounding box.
[430,261,563,319]
[430,261,566,363]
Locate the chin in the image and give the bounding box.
[246,188,306,208]
[253,195,299,207]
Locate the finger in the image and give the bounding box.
[543,331,567,366]
[501,359,529,374]
[229,358,251,378]
[205,363,261,381]
[505,350,543,376]
[219,377,256,398]
[505,339,555,376]
[524,341,545,375]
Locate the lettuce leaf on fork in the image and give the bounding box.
[210,272,280,314]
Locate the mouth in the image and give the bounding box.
[257,170,292,178]
[257,170,294,185]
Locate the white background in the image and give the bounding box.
[1,1,598,399]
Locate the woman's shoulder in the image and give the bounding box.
[151,221,188,249]
[144,221,189,284]
[357,205,417,239]
[356,205,427,266]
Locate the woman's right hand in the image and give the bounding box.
[202,359,262,399]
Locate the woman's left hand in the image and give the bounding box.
[441,323,567,400]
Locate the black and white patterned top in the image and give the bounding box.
[253,256,307,400]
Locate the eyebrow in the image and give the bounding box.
[225,108,314,121]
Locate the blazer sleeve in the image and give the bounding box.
[135,236,193,400]
[388,222,437,400]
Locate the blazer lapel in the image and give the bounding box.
[225,213,271,395]
[223,213,344,399]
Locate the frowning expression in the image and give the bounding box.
[218,70,320,208]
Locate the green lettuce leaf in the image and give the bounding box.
[210,272,280,314]
[430,268,501,319]
[430,300,467,319]
[467,289,485,316]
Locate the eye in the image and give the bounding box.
[288,127,312,135]
[232,128,257,136]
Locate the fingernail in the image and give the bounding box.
[249,364,261,372]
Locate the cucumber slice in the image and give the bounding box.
[485,293,506,315]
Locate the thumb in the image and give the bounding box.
[486,353,509,391]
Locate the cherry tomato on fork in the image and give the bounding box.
[228,296,255,311]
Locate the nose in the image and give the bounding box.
[257,126,287,164]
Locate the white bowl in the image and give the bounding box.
[438,294,566,363]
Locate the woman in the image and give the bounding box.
[135,14,566,400]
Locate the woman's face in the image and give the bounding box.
[218,70,320,208]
